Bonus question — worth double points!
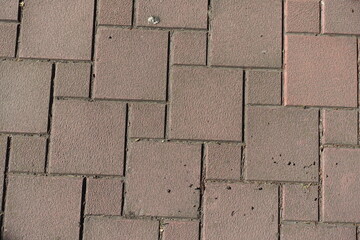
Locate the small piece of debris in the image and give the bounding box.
[20,1,25,7]
[148,16,160,25]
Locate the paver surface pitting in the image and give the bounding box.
[0,0,359,239]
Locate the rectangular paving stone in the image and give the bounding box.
[285,0,320,33]
[245,106,319,182]
[136,0,207,29]
[4,175,82,240]
[0,136,7,172]
[0,61,51,133]
[54,62,91,98]
[284,35,357,107]
[323,110,358,145]
[282,184,318,221]
[281,223,356,240]
[98,0,132,26]
[0,23,17,57]
[9,136,46,173]
[0,0,18,21]
[49,100,126,175]
[323,148,360,223]
[322,0,360,35]
[19,0,94,60]
[171,31,207,65]
[163,221,199,240]
[209,0,282,67]
[84,217,159,240]
[169,66,243,141]
[125,141,201,218]
[203,183,278,240]
[205,144,241,180]
[86,178,123,215]
[94,28,168,100]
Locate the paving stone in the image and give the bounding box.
[0,0,18,21]
[203,183,278,240]
[284,35,357,107]
[281,224,356,240]
[9,136,46,173]
[129,103,165,139]
[245,106,318,182]
[162,221,199,240]
[86,178,123,215]
[54,62,91,98]
[210,0,282,67]
[205,144,241,180]
[19,0,94,60]
[169,66,243,141]
[323,148,360,222]
[246,71,282,105]
[125,141,201,218]
[136,0,207,29]
[98,0,132,26]
[84,217,159,240]
[49,100,126,175]
[323,110,358,145]
[0,61,51,133]
[4,175,82,239]
[94,28,168,100]
[322,0,360,35]
[0,23,17,57]
[285,0,320,33]
[171,31,207,65]
[282,184,318,221]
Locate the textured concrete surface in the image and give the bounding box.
[0,0,359,239]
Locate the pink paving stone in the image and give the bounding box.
[19,0,94,60]
[97,0,132,26]
[205,144,241,180]
[323,110,358,145]
[49,100,126,175]
[203,183,278,240]
[0,0,18,21]
[169,66,243,141]
[322,0,360,35]
[125,141,201,218]
[85,178,123,215]
[282,184,318,221]
[0,61,51,133]
[281,223,356,240]
[54,62,91,98]
[285,0,320,33]
[171,31,207,65]
[136,0,207,29]
[84,217,159,240]
[94,28,168,100]
[323,148,360,222]
[129,103,165,139]
[209,0,282,67]
[245,106,319,182]
[162,221,199,240]
[4,175,82,240]
[284,35,358,107]
[0,23,17,57]
[246,71,282,105]
[9,136,46,173]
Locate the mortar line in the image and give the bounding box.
[85,214,199,221]
[0,136,11,239]
[281,0,286,107]
[14,0,24,58]
[129,137,245,145]
[57,96,167,104]
[282,220,360,226]
[278,184,282,240]
[89,0,98,99]
[357,38,359,145]
[198,143,206,240]
[9,171,125,179]
[240,146,245,181]
[242,70,246,143]
[158,219,163,240]
[1,57,93,63]
[319,0,322,34]
[78,177,87,240]
[164,31,172,139]
[131,0,136,27]
[99,24,208,32]
[121,104,129,216]
[205,0,211,66]
[318,109,324,222]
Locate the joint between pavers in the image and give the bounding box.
[198,144,206,240]
[78,177,87,240]
[120,104,129,216]
[286,31,360,38]
[282,220,360,227]
[278,184,283,240]
[129,137,245,145]
[8,171,125,180]
[318,110,324,222]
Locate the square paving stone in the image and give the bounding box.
[169,66,243,141]
[0,0,18,21]
[285,0,320,33]
[0,61,51,133]
[19,0,94,60]
[125,141,201,218]
[94,28,168,100]
[203,183,278,240]
[4,175,82,240]
[97,0,133,26]
[49,100,126,175]
[245,106,319,182]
